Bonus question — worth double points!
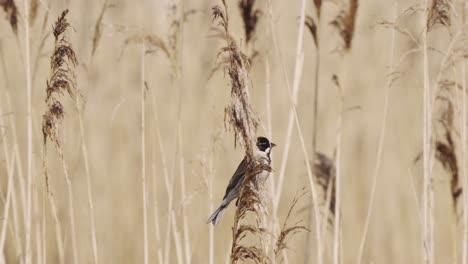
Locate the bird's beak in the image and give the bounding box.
[271,142,277,148]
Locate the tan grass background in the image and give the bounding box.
[0,0,466,263]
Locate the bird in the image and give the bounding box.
[207,136,276,226]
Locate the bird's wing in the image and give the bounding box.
[222,157,247,200]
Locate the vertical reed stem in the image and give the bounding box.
[421,0,433,262]
[461,2,467,260]
[140,42,149,264]
[58,149,78,264]
[23,0,33,262]
[357,2,397,262]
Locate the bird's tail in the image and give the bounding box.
[207,204,226,226]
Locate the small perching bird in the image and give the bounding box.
[207,136,276,226]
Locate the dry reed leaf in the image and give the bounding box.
[0,0,18,35]
[91,0,110,58]
[29,0,39,26]
[305,15,318,48]
[330,0,359,50]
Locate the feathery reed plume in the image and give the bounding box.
[314,152,336,220]
[434,80,462,209]
[43,9,77,148]
[0,0,18,35]
[330,0,359,50]
[41,9,79,264]
[238,0,261,44]
[427,0,451,30]
[412,81,464,209]
[230,166,271,263]
[274,189,309,262]
[412,80,464,211]
[222,41,259,157]
[42,101,64,148]
[212,2,270,263]
[212,3,259,159]
[436,134,462,205]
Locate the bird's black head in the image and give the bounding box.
[256,137,276,152]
